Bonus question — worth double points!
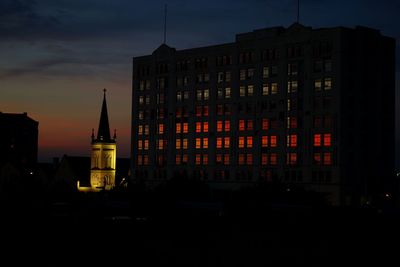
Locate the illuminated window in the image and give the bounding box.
[262,119,269,130]
[247,85,254,96]
[226,71,231,82]
[286,153,297,165]
[224,154,230,165]
[287,99,291,111]
[271,83,278,94]
[287,80,298,93]
[247,154,253,165]
[324,152,332,165]
[144,140,149,150]
[262,136,268,147]
[196,122,201,133]
[263,66,269,78]
[158,124,164,134]
[183,138,188,149]
[203,122,209,132]
[224,121,230,131]
[324,134,331,147]
[314,134,321,147]
[287,134,297,147]
[144,125,149,135]
[182,154,188,164]
[176,91,182,101]
[238,137,245,148]
[157,139,166,150]
[217,88,223,99]
[218,72,224,83]
[324,78,332,90]
[196,154,201,165]
[247,120,253,131]
[270,136,277,147]
[217,121,223,132]
[314,79,322,91]
[138,111,144,120]
[139,96,144,105]
[240,70,246,81]
[216,154,222,164]
[240,86,246,97]
[183,123,188,133]
[137,156,143,165]
[247,137,253,148]
[288,117,297,129]
[138,125,143,135]
[176,154,181,165]
[204,89,209,100]
[238,154,245,165]
[143,155,149,165]
[262,84,269,95]
[270,153,277,165]
[176,139,181,149]
[225,87,231,99]
[203,138,209,149]
[224,137,230,148]
[314,153,321,165]
[261,154,268,165]
[204,106,209,116]
[197,90,202,101]
[216,137,223,149]
[196,138,201,149]
[239,120,245,131]
[203,154,208,165]
[196,106,202,116]
[138,140,143,150]
[184,91,189,100]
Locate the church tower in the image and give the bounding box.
[90,89,116,191]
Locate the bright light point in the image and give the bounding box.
[30,172,34,175]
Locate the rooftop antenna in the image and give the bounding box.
[163,4,167,44]
[297,0,300,23]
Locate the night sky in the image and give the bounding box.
[1,0,399,165]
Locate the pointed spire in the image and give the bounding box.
[96,88,112,142]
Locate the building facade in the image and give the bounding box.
[131,24,395,205]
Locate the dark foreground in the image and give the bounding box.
[2,196,400,267]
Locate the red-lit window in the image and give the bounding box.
[183,123,188,133]
[247,120,253,130]
[247,136,253,148]
[203,154,208,165]
[238,154,245,165]
[286,153,297,165]
[262,136,268,147]
[270,153,277,165]
[176,155,181,165]
[196,106,202,116]
[270,136,277,147]
[224,137,230,148]
[324,134,331,147]
[176,139,181,149]
[217,121,223,132]
[203,122,209,132]
[224,154,230,165]
[324,152,332,165]
[176,108,182,118]
[137,156,143,165]
[182,154,188,164]
[196,138,201,149]
[314,153,321,164]
[196,122,201,133]
[238,137,245,148]
[195,154,201,165]
[158,124,164,134]
[314,134,321,147]
[287,134,297,147]
[203,106,209,116]
[239,120,245,131]
[224,121,230,131]
[216,137,223,149]
[176,123,181,133]
[261,154,268,165]
[262,119,269,130]
[247,154,253,165]
[288,117,297,129]
[216,154,223,164]
[203,138,208,149]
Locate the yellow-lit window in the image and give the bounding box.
[195,154,201,165]
[183,138,188,149]
[216,137,223,149]
[224,154,230,165]
[238,137,245,148]
[224,137,230,148]
[262,84,269,95]
[204,106,209,116]
[183,123,188,133]
[176,123,181,133]
[137,156,142,165]
[203,122,209,133]
[182,154,188,164]
[247,154,253,165]
[138,125,143,135]
[239,120,245,131]
[225,87,231,99]
[224,121,230,131]
[324,134,331,147]
[144,140,149,150]
[262,119,269,130]
[270,153,277,165]
[158,124,164,134]
[217,121,223,132]
[261,154,268,165]
[314,134,321,147]
[270,136,277,147]
[216,154,223,164]
[176,155,181,165]
[314,153,321,164]
[238,154,245,165]
[196,138,201,149]
[247,136,253,148]
[143,155,149,165]
[324,78,332,90]
[176,139,181,149]
[262,136,268,147]
[247,120,253,131]
[287,153,297,165]
[271,83,278,94]
[144,125,149,135]
[196,122,202,133]
[248,85,254,96]
[324,152,332,165]
[203,154,208,165]
[138,140,143,150]
[314,79,322,91]
[203,138,208,149]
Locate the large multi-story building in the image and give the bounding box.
[131,23,395,205]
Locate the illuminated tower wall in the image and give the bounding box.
[90,90,116,191]
[131,24,395,205]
